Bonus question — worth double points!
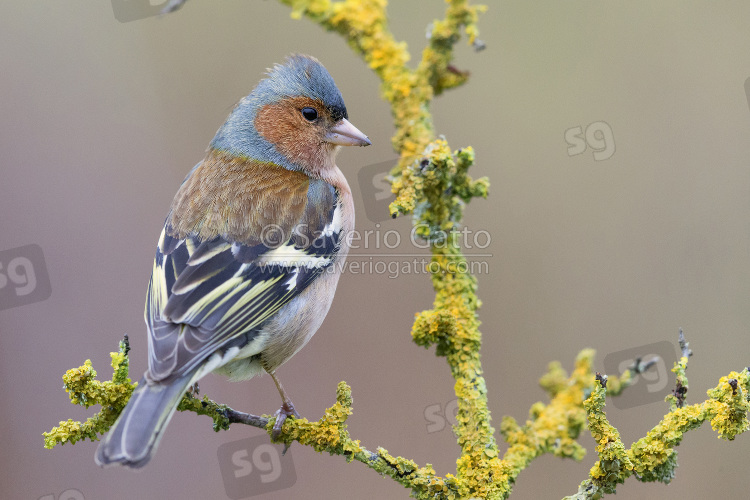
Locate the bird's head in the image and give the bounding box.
[210,54,371,176]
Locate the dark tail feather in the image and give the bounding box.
[95,372,194,469]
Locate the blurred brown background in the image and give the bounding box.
[2,1,750,499]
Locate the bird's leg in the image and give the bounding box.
[269,370,300,441]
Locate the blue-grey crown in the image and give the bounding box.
[210,55,348,169]
[255,55,348,121]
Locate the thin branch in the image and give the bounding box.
[565,331,750,499]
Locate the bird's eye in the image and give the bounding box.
[301,107,318,121]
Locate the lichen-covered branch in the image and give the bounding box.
[44,336,748,499]
[44,337,136,449]
[566,338,750,500]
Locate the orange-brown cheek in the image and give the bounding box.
[255,98,325,171]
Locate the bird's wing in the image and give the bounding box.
[144,178,342,382]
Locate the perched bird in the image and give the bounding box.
[96,54,370,468]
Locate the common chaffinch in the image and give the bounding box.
[96,54,370,468]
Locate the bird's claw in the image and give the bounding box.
[187,382,200,397]
[272,400,300,442]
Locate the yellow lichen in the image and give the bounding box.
[43,338,136,449]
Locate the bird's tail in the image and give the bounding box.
[95,372,194,469]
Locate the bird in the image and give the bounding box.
[95,54,371,468]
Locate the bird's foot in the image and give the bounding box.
[186,382,200,397]
[272,400,300,441]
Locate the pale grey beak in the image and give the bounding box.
[325,118,372,146]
